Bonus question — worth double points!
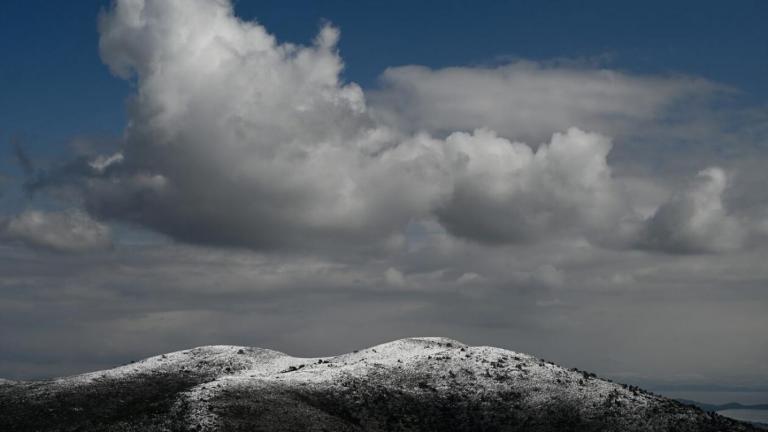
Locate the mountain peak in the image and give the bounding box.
[1,338,758,431]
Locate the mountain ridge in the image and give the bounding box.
[0,337,759,431]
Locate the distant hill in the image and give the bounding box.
[0,337,759,431]
[676,399,768,429]
[676,399,768,412]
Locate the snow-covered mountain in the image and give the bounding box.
[0,337,758,431]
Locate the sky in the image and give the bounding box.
[1,0,767,402]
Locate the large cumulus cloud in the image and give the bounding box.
[34,0,631,252]
[89,0,449,251]
[637,167,745,253]
[23,0,757,256]
[435,127,628,244]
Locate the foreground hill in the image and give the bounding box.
[0,337,757,431]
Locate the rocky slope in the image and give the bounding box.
[0,337,757,431]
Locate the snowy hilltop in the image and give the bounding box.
[0,337,758,431]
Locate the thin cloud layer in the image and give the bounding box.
[0,209,112,253]
[370,62,717,142]
[1,239,766,386]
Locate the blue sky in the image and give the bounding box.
[2,0,766,144]
[1,0,767,402]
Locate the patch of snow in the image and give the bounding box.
[9,337,700,431]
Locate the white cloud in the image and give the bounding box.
[434,127,628,244]
[637,167,745,253]
[370,62,716,142]
[87,0,450,251]
[0,209,112,253]
[456,272,484,285]
[384,267,406,287]
[58,0,634,252]
[88,153,124,173]
[23,0,758,258]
